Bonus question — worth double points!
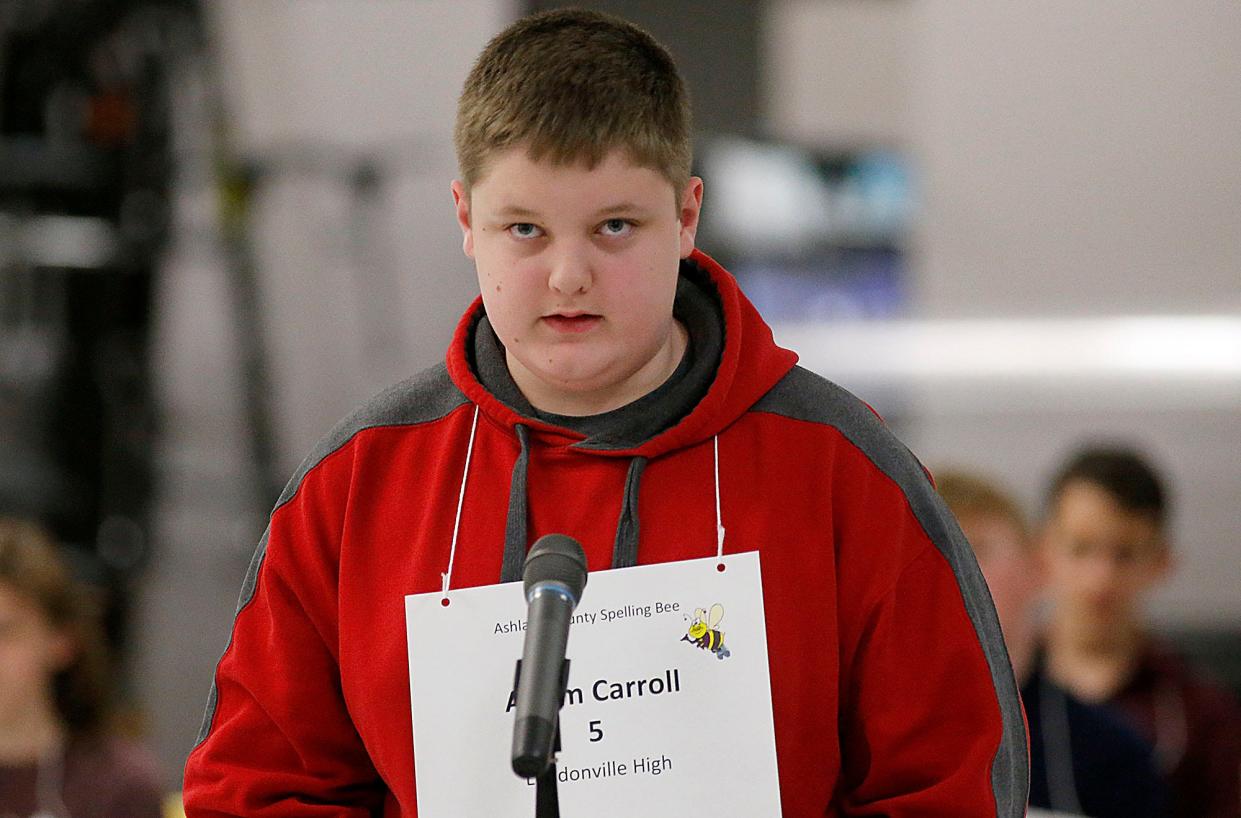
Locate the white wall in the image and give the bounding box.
[909,1,1241,317]
[208,0,512,472]
[765,0,1241,626]
[906,2,1241,625]
[763,0,913,150]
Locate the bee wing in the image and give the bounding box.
[707,603,724,629]
[692,607,708,625]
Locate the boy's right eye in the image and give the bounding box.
[508,223,544,240]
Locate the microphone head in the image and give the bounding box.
[523,534,588,605]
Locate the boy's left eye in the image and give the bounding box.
[599,218,634,237]
[508,223,544,239]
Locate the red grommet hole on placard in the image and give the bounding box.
[716,563,726,573]
[440,597,451,607]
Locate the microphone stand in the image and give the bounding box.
[514,658,571,818]
[535,726,561,818]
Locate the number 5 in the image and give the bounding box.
[588,720,604,742]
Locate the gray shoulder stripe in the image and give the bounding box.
[274,363,469,509]
[752,366,1028,816]
[191,523,272,747]
[192,364,468,750]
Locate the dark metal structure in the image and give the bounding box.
[1,0,201,654]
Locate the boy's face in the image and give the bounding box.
[453,147,703,415]
[957,512,1041,643]
[0,583,73,727]
[1040,480,1170,631]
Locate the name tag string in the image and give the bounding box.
[713,434,725,563]
[442,405,480,599]
[442,416,727,600]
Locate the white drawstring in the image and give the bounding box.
[1152,677,1189,773]
[443,416,721,589]
[442,405,480,597]
[713,434,725,561]
[34,740,70,818]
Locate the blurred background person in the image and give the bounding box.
[938,469,1168,818]
[1040,446,1241,818]
[0,517,163,818]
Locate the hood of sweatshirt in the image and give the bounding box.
[445,249,799,459]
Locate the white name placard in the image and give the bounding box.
[405,551,781,817]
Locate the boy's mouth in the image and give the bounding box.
[543,312,602,334]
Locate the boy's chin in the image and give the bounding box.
[533,367,624,398]
[1073,600,1136,628]
[513,358,645,413]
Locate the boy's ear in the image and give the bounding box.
[47,627,78,672]
[1033,524,1055,569]
[1150,539,1176,581]
[1025,547,1050,592]
[451,180,475,259]
[678,176,705,259]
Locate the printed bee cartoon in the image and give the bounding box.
[682,603,731,659]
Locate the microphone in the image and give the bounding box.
[511,534,588,779]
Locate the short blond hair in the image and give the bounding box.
[454,8,692,191]
[936,470,1031,547]
[0,517,113,736]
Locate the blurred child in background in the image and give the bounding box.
[0,517,163,818]
[1040,446,1241,818]
[938,470,1169,818]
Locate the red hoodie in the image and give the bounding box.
[183,251,1027,816]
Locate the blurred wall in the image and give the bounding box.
[764,0,912,149]
[207,0,506,473]
[909,1,1241,317]
[766,0,1241,626]
[908,1,1241,627]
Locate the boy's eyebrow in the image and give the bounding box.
[490,202,654,221]
[493,205,542,220]
[592,202,649,218]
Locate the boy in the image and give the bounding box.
[1040,446,1241,818]
[937,470,1168,818]
[183,10,1026,816]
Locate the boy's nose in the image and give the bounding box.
[546,246,593,295]
[1080,553,1122,593]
